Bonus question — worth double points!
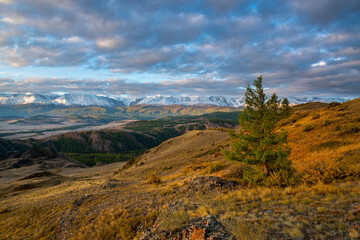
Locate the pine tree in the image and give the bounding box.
[223,75,291,176]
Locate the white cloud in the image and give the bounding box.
[96,36,126,49]
[65,36,83,43]
[311,61,327,67]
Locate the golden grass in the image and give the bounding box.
[282,98,360,184]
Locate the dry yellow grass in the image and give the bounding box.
[282,98,360,184]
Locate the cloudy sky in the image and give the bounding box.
[0,0,359,97]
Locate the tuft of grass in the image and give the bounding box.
[157,207,190,232]
[284,223,304,240]
[224,164,244,180]
[146,172,161,184]
[222,217,267,240]
[265,169,297,187]
[207,161,226,173]
[349,227,360,239]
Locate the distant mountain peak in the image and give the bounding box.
[0,93,354,108]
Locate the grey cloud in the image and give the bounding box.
[0,0,359,97]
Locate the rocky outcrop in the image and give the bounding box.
[140,215,234,240]
[185,176,238,194]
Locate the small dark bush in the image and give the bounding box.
[343,124,360,134]
[323,120,333,126]
[312,113,321,120]
[293,111,309,120]
[303,124,315,132]
[225,165,244,180]
[327,102,341,109]
[162,166,172,171]
[279,118,297,126]
[311,141,348,152]
[335,125,342,131]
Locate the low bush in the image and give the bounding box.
[293,111,309,120]
[300,160,360,185]
[327,102,341,109]
[207,161,226,173]
[279,118,297,126]
[310,141,348,152]
[303,124,315,132]
[265,169,297,187]
[342,124,360,135]
[224,164,244,180]
[323,119,333,126]
[312,113,321,120]
[241,166,266,185]
[146,172,161,184]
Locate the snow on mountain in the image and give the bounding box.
[0,94,354,108]
[0,94,58,105]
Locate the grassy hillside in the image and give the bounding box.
[0,99,360,239]
[292,102,329,111]
[44,112,238,166]
[281,98,360,184]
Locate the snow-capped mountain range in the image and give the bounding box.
[0,94,354,108]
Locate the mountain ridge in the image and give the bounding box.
[0,93,353,108]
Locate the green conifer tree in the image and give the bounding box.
[223,75,291,176]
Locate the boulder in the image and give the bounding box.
[140,215,234,240]
[185,176,238,194]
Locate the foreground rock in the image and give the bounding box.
[140,215,234,240]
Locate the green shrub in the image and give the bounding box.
[66,152,142,167]
[241,166,266,185]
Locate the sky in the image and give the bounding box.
[0,0,359,97]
